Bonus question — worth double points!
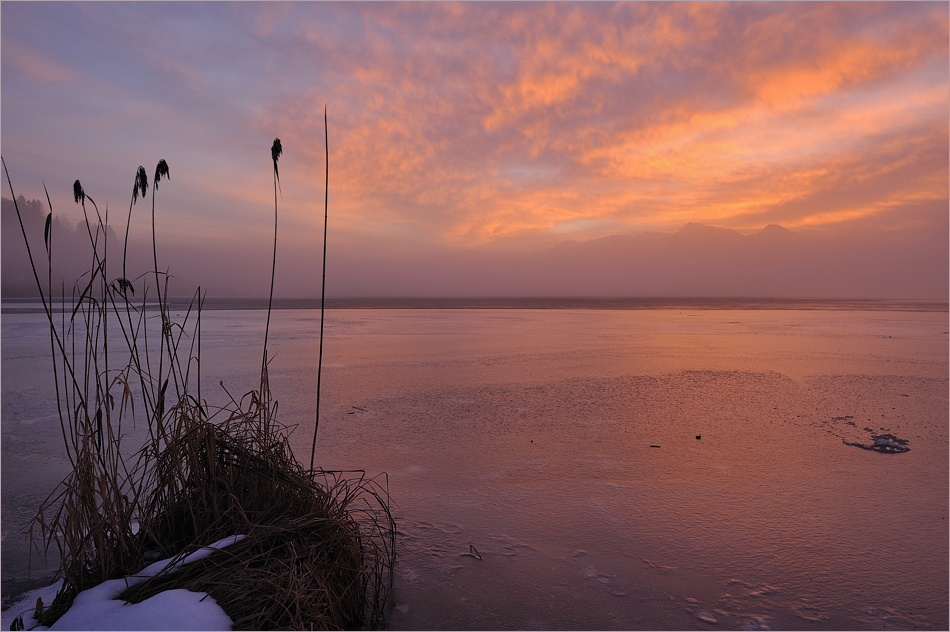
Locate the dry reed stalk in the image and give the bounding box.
[310,107,329,472]
[3,140,395,631]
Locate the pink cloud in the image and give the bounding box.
[2,1,946,289]
[1,40,71,84]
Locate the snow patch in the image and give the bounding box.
[2,536,245,631]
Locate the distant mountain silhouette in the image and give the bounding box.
[525,221,944,298]
[672,221,744,242]
[749,224,796,239]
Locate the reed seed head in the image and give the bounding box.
[133,166,148,203]
[153,159,169,190]
[271,138,282,165]
[73,180,85,205]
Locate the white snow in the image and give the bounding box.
[1,536,245,631]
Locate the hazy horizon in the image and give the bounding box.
[2,3,947,300]
[3,194,947,301]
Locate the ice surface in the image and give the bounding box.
[4,305,948,630]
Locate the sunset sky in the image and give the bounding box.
[2,2,947,298]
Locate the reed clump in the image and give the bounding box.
[120,397,394,630]
[3,141,393,631]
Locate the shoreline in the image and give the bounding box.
[3,296,948,314]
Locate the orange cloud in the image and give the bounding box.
[6,2,944,256]
[300,2,944,247]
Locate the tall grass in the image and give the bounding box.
[2,138,395,630]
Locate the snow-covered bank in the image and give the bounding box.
[1,537,244,631]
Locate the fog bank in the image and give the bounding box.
[3,197,946,301]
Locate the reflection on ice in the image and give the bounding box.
[3,306,948,629]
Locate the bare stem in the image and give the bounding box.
[261,147,279,415]
[311,108,329,472]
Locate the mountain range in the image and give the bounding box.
[326,220,945,299]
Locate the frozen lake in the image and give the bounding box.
[2,302,948,629]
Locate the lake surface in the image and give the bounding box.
[2,302,948,629]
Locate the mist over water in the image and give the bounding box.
[2,301,947,629]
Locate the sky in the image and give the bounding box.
[1,2,947,299]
